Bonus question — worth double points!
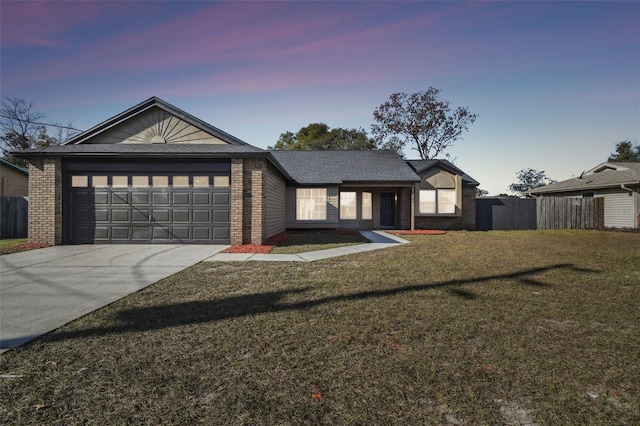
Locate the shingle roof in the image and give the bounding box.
[529,162,640,194]
[269,150,420,185]
[407,159,480,185]
[15,143,265,157]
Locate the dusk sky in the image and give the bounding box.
[2,1,638,195]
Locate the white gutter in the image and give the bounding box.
[620,183,635,194]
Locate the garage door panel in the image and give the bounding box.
[94,193,109,204]
[193,193,211,205]
[112,193,129,204]
[112,227,131,239]
[173,210,190,222]
[94,227,109,240]
[66,170,230,244]
[152,210,170,222]
[152,192,170,205]
[193,210,211,222]
[133,210,150,223]
[131,227,151,240]
[173,193,190,205]
[214,193,229,206]
[132,193,149,205]
[171,227,190,240]
[112,209,130,222]
[95,209,109,222]
[192,227,211,240]
[214,210,230,223]
[213,227,230,240]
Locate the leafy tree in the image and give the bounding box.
[270,123,376,150]
[508,168,556,197]
[1,97,78,167]
[371,87,477,159]
[608,140,640,162]
[475,188,489,197]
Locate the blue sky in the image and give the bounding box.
[2,0,638,195]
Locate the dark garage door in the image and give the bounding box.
[63,161,231,244]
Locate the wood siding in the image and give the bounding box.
[264,164,287,238]
[286,186,339,229]
[537,197,604,229]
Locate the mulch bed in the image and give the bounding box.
[388,230,447,235]
[221,231,289,254]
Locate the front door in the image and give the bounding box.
[379,193,396,227]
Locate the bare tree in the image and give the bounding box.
[372,88,477,159]
[1,97,79,166]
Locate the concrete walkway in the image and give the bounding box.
[204,231,409,262]
[0,244,227,353]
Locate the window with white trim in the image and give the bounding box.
[362,192,372,220]
[296,188,327,220]
[340,192,357,220]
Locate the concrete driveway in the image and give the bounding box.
[0,244,227,353]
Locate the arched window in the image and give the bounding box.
[418,171,457,214]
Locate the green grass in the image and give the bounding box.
[271,231,369,254]
[1,230,639,425]
[0,238,28,255]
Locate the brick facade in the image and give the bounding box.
[28,157,62,245]
[398,187,412,230]
[230,158,266,245]
[414,184,477,230]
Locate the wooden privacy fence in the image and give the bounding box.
[0,196,28,238]
[536,197,604,230]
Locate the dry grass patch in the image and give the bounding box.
[1,230,638,424]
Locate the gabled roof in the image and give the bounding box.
[269,150,420,185]
[64,96,251,146]
[0,158,28,175]
[406,159,480,185]
[529,162,640,194]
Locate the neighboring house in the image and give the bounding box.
[0,158,29,197]
[529,162,640,228]
[15,97,478,246]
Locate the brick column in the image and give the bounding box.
[28,157,62,245]
[230,159,244,245]
[399,187,412,230]
[250,162,265,244]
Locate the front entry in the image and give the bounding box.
[379,193,396,227]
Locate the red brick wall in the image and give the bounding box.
[231,158,266,245]
[28,157,62,245]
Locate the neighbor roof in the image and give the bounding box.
[64,96,252,146]
[407,159,480,185]
[529,162,640,194]
[0,158,28,175]
[269,150,420,185]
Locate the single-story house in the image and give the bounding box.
[0,158,29,197]
[529,162,640,228]
[16,97,478,245]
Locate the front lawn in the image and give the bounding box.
[271,231,369,254]
[0,238,28,255]
[1,230,638,424]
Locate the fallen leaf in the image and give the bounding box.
[311,391,323,401]
[34,403,50,410]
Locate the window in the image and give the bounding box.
[193,176,209,187]
[418,171,458,214]
[340,192,357,220]
[71,175,88,187]
[362,192,372,220]
[91,176,108,187]
[152,176,169,187]
[213,176,230,187]
[112,176,128,187]
[132,176,149,187]
[172,176,189,187]
[296,188,326,220]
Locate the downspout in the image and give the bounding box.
[620,183,634,194]
[621,183,639,228]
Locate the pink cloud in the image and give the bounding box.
[0,0,106,47]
